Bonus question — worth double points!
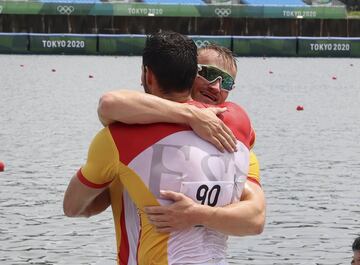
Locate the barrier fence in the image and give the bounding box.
[0,1,347,19]
[1,33,360,57]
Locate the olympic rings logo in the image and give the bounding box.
[57,5,75,15]
[214,8,231,17]
[194,40,211,49]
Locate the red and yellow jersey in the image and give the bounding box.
[78,101,260,265]
[248,151,260,186]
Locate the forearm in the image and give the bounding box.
[199,200,265,236]
[98,90,237,152]
[98,90,193,126]
[196,182,265,236]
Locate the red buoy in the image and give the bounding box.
[89,75,94,78]
[52,69,56,72]
[0,161,5,172]
[332,76,337,80]
[296,105,304,111]
[20,64,24,67]
[269,71,273,74]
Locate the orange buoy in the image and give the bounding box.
[0,161,5,172]
[296,105,304,111]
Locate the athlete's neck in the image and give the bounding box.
[161,92,192,103]
[150,84,192,103]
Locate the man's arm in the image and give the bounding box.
[144,181,265,236]
[63,128,117,218]
[98,90,236,153]
[63,174,110,218]
[144,151,265,236]
[98,90,194,126]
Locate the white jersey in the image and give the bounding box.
[79,101,253,265]
[123,131,249,264]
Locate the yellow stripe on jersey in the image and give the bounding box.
[138,214,169,265]
[115,165,169,265]
[248,151,261,185]
[109,177,124,260]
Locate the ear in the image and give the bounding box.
[145,66,154,86]
[146,67,160,89]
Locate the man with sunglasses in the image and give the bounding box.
[64,32,259,264]
[193,47,236,106]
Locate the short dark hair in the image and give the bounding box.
[353,236,360,251]
[142,31,198,94]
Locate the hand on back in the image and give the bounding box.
[187,105,237,153]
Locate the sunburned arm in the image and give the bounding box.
[144,181,266,236]
[98,90,237,152]
[201,181,265,236]
[98,90,194,126]
[63,174,110,218]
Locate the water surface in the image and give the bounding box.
[0,55,359,265]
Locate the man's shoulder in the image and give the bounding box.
[218,101,250,121]
[219,101,252,149]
